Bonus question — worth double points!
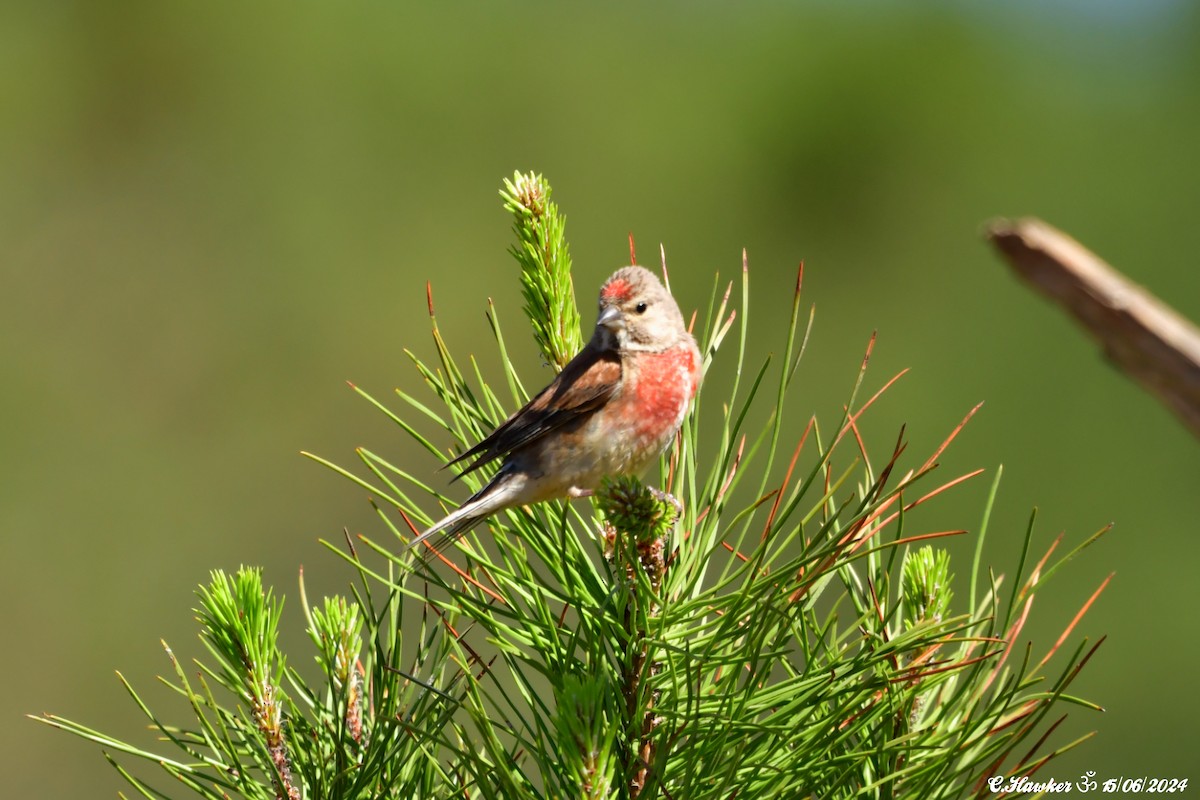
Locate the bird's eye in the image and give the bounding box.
[635,302,648,314]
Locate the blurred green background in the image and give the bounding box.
[5,1,1199,796]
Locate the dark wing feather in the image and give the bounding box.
[448,344,621,478]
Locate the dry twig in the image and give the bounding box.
[986,217,1200,439]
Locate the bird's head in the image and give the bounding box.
[594,266,688,353]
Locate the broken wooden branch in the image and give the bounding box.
[986,217,1200,439]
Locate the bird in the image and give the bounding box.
[409,265,702,552]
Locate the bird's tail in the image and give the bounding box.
[407,502,486,554]
[407,472,520,555]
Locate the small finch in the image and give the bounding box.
[410,265,702,551]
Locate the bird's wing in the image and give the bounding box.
[448,344,622,478]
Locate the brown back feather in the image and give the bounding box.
[448,344,622,478]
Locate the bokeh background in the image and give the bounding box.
[5,1,1199,796]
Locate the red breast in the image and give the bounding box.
[625,342,700,447]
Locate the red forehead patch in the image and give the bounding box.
[601,277,634,303]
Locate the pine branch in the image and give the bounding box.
[597,476,675,798]
[500,171,583,370]
[196,569,300,800]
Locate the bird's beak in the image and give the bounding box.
[597,304,624,332]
